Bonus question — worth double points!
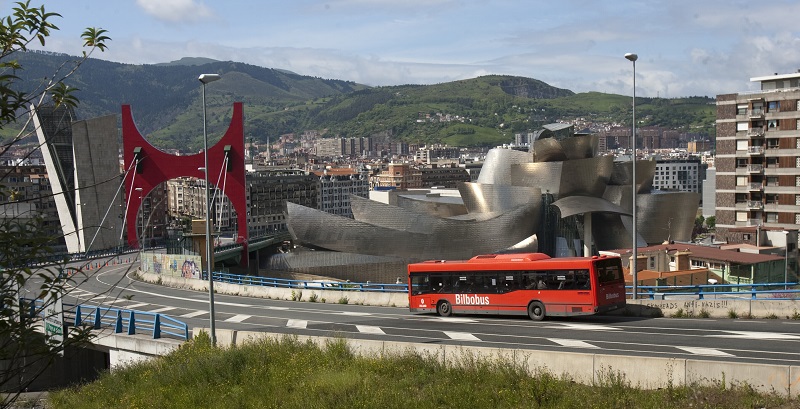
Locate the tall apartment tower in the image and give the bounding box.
[32,104,123,254]
[715,71,800,239]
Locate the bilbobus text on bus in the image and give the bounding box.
[408,252,626,321]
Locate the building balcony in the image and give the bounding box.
[746,200,764,210]
[749,109,764,119]
[747,218,762,227]
[747,164,763,173]
[747,146,764,155]
[748,182,763,191]
[747,129,765,138]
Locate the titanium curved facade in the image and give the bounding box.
[282,124,700,282]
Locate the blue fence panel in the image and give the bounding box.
[627,283,799,300]
[212,272,409,293]
[21,297,188,341]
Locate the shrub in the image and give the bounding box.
[337,297,349,305]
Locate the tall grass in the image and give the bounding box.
[49,333,793,409]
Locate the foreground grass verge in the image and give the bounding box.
[49,333,795,409]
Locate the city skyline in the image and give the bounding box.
[12,0,800,99]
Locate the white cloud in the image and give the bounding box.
[135,0,214,23]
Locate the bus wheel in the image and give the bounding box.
[528,301,545,321]
[437,300,452,317]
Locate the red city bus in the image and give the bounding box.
[408,253,625,320]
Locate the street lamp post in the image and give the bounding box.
[625,52,638,300]
[135,187,143,251]
[783,231,789,290]
[199,73,221,346]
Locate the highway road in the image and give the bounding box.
[66,262,800,367]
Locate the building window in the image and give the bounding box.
[768,119,779,129]
[766,212,779,223]
[737,104,747,115]
[736,176,748,186]
[796,195,800,206]
[767,101,780,112]
[736,212,748,222]
[797,213,800,225]
[737,122,749,131]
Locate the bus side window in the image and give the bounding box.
[576,269,591,289]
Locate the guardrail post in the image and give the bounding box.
[128,311,136,335]
[698,286,704,300]
[751,286,757,300]
[94,308,101,329]
[153,314,161,339]
[74,305,83,326]
[115,310,123,333]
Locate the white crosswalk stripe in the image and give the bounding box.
[180,310,207,318]
[717,331,800,340]
[287,319,307,329]
[121,303,149,310]
[444,331,480,341]
[149,307,176,313]
[225,314,250,323]
[676,347,733,357]
[548,338,599,349]
[356,325,385,335]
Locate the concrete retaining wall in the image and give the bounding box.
[626,298,800,319]
[89,329,183,370]
[137,271,408,307]
[195,327,800,398]
[139,269,800,318]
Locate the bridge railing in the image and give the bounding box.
[212,272,408,293]
[629,283,799,300]
[21,297,188,341]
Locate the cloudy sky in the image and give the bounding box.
[10,0,800,98]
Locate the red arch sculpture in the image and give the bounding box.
[122,102,248,265]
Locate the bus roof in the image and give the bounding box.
[409,253,621,270]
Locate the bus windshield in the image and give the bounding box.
[595,257,624,285]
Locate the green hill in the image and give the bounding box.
[9,52,716,151]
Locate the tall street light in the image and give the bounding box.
[134,187,143,251]
[783,231,789,290]
[625,52,638,300]
[199,73,221,346]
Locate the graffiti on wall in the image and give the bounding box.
[140,251,202,279]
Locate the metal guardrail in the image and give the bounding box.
[22,297,189,341]
[213,272,798,299]
[628,283,800,300]
[212,272,408,293]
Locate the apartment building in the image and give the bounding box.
[652,158,703,193]
[372,163,422,189]
[313,168,370,218]
[715,71,800,239]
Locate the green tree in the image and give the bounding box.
[0,2,109,407]
[705,216,715,229]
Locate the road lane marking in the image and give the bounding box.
[716,331,800,340]
[548,338,599,349]
[433,317,478,323]
[356,325,385,335]
[225,314,250,323]
[340,312,372,316]
[122,303,149,310]
[444,331,480,341]
[149,307,176,313]
[180,310,207,318]
[676,347,733,357]
[267,306,289,310]
[287,319,308,329]
[557,323,621,331]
